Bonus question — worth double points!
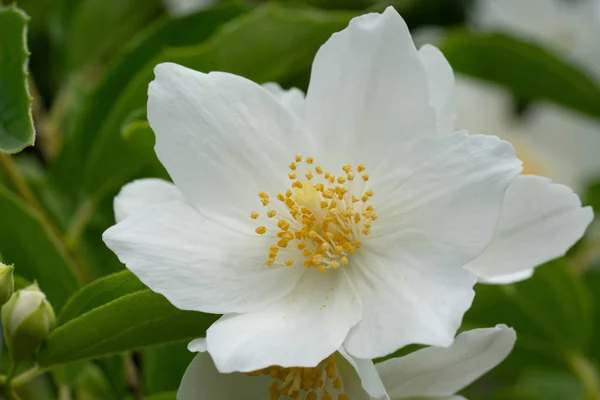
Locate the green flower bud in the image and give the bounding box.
[2,283,56,362]
[0,263,14,306]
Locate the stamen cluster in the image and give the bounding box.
[251,156,377,273]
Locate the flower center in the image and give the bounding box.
[248,354,348,400]
[251,156,377,273]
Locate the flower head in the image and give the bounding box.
[176,325,516,400]
[103,7,522,372]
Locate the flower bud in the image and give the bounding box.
[2,283,56,362]
[0,263,14,306]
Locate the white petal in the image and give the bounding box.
[479,269,534,285]
[177,353,271,400]
[261,82,305,118]
[113,178,184,223]
[187,338,207,352]
[521,102,600,192]
[343,246,476,359]
[163,0,217,17]
[303,6,437,171]
[205,270,361,373]
[343,132,521,358]
[148,63,312,229]
[377,325,516,398]
[338,348,389,400]
[418,44,456,134]
[103,201,304,314]
[465,175,593,281]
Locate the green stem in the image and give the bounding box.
[11,365,46,389]
[64,198,95,252]
[568,353,600,400]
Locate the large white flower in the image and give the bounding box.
[176,325,516,400]
[103,7,523,372]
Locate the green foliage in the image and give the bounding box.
[441,31,600,119]
[0,6,35,153]
[38,271,218,367]
[143,341,194,394]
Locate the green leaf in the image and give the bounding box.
[66,0,163,71]
[0,5,35,153]
[143,340,194,394]
[57,270,145,325]
[0,186,80,311]
[50,3,248,202]
[464,261,594,361]
[441,31,600,119]
[81,4,353,199]
[38,271,218,367]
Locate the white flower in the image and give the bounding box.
[103,7,523,372]
[424,48,594,284]
[176,325,516,400]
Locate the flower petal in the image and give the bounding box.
[188,338,207,352]
[343,132,521,358]
[343,246,476,359]
[178,353,271,400]
[113,178,184,223]
[479,269,534,285]
[418,44,455,134]
[377,325,516,398]
[148,63,311,229]
[338,348,389,400]
[205,269,361,373]
[303,6,437,171]
[465,175,593,282]
[103,201,304,314]
[261,82,305,117]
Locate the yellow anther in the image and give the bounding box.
[256,226,267,234]
[362,227,371,235]
[303,249,312,257]
[297,242,306,250]
[361,195,369,202]
[295,155,302,162]
[277,239,289,248]
[362,174,369,182]
[331,260,340,268]
[365,189,374,197]
[321,243,330,251]
[335,245,343,253]
[289,162,297,170]
[277,220,290,231]
[333,378,342,389]
[337,176,346,184]
[285,189,293,198]
[305,171,314,180]
[324,172,331,179]
[357,164,366,172]
[269,245,279,253]
[288,172,296,180]
[266,258,275,266]
[306,157,314,164]
[312,254,323,264]
[250,211,259,219]
[292,181,303,189]
[341,256,349,266]
[315,166,323,174]
[285,259,294,267]
[347,172,355,180]
[277,193,285,202]
[259,191,269,199]
[322,391,332,400]
[342,164,352,173]
[329,176,335,184]
[320,201,329,209]
[318,265,327,274]
[267,210,276,218]
[308,230,317,238]
[322,189,334,199]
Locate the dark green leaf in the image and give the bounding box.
[38,283,218,366]
[441,31,600,119]
[57,270,145,325]
[143,341,194,394]
[0,186,80,311]
[0,6,35,153]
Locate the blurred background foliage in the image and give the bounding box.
[1,0,600,399]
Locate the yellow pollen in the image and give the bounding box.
[362,174,369,182]
[252,156,376,272]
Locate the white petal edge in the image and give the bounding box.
[338,348,389,400]
[103,201,304,315]
[177,353,271,400]
[205,269,361,373]
[148,63,312,231]
[418,44,456,134]
[261,82,305,118]
[303,6,437,172]
[114,178,184,223]
[377,325,516,399]
[465,175,593,281]
[478,269,534,285]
